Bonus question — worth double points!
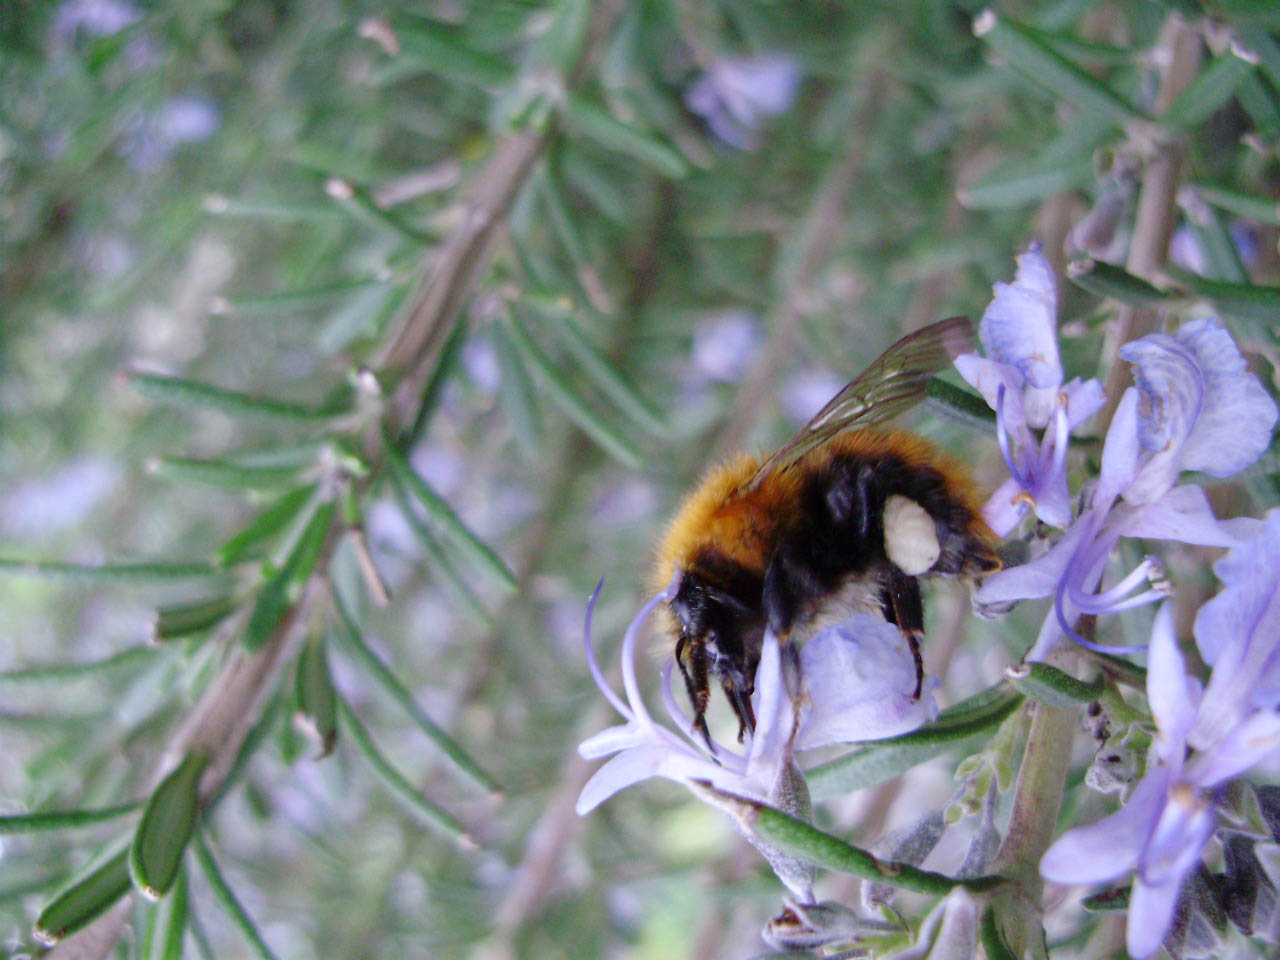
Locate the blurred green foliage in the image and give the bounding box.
[2,1,1279,958]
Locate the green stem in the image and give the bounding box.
[707,785,1005,895]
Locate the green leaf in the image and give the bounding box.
[0,646,155,685]
[331,588,500,794]
[1191,183,1280,226]
[337,697,474,846]
[214,277,393,316]
[218,484,318,568]
[562,94,690,179]
[739,799,1004,894]
[325,181,434,245]
[0,802,139,834]
[1067,258,1171,307]
[500,314,643,468]
[153,595,238,642]
[1004,661,1105,709]
[202,194,343,222]
[129,372,339,424]
[1237,72,1280,144]
[383,432,519,594]
[491,319,545,457]
[193,833,281,960]
[807,683,1024,798]
[243,500,334,650]
[294,637,338,758]
[1159,51,1255,132]
[386,476,497,626]
[150,457,302,493]
[130,752,208,900]
[974,12,1146,128]
[529,0,591,75]
[980,906,1018,960]
[1238,25,1280,91]
[924,378,996,431]
[0,558,226,584]
[405,321,470,446]
[34,841,132,946]
[1168,267,1280,322]
[1186,201,1250,284]
[538,306,671,438]
[144,866,189,960]
[958,156,1094,210]
[377,15,514,88]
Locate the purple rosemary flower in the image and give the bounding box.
[954,243,1105,534]
[576,578,935,897]
[1189,509,1280,750]
[976,316,1275,658]
[1041,605,1280,958]
[685,54,801,150]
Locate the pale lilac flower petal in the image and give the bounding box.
[979,243,1062,398]
[577,746,672,814]
[953,354,1024,424]
[1062,376,1106,429]
[1127,874,1186,959]
[1118,485,1241,548]
[1117,336,1202,503]
[975,514,1094,605]
[1040,765,1171,884]
[1175,317,1278,477]
[796,616,937,750]
[577,723,648,759]
[1146,604,1198,761]
[1118,318,1277,504]
[1140,787,1215,886]
[981,475,1031,536]
[1096,387,1142,504]
[1190,510,1280,748]
[1184,710,1280,786]
[577,744,720,815]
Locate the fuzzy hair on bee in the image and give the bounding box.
[653,317,1001,748]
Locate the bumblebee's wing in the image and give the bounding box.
[743,316,974,490]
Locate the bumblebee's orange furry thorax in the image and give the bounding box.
[653,428,988,590]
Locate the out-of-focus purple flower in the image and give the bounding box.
[54,0,138,38]
[685,54,801,150]
[954,243,1105,534]
[576,578,935,898]
[1189,509,1280,750]
[1041,605,1280,958]
[691,310,759,383]
[157,95,220,144]
[121,94,221,172]
[976,315,1274,659]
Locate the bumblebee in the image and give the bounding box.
[655,317,1001,746]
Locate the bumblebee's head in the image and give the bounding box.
[669,564,766,741]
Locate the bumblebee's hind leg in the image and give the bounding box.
[675,635,716,754]
[880,566,925,701]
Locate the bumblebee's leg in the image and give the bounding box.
[763,539,826,639]
[719,674,756,742]
[676,635,716,755]
[881,566,926,701]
